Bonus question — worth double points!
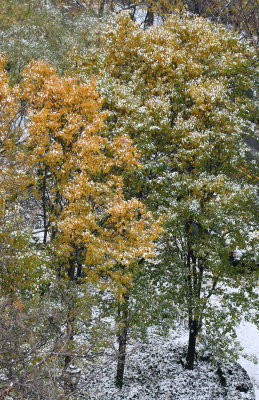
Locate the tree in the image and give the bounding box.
[0,53,161,393]
[73,10,258,370]
[19,59,161,389]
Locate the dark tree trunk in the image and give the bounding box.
[76,263,82,280]
[98,0,105,16]
[42,167,48,245]
[64,299,74,392]
[185,240,203,370]
[68,244,84,282]
[194,0,200,15]
[68,259,75,281]
[64,323,73,393]
[144,6,154,27]
[115,297,129,389]
[116,322,128,388]
[186,318,198,370]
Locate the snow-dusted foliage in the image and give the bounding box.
[0,3,258,398]
[0,0,102,82]
[72,9,258,370]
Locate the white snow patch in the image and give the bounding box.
[237,321,259,400]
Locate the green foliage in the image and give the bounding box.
[0,214,45,296]
[72,10,258,363]
[0,0,102,83]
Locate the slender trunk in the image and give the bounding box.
[98,0,105,16]
[185,245,200,369]
[65,299,74,365]
[64,298,74,392]
[115,299,129,389]
[76,263,82,280]
[186,317,198,370]
[42,167,48,245]
[51,181,63,241]
[194,0,200,15]
[116,322,128,388]
[68,259,75,281]
[144,6,154,27]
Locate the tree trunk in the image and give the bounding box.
[42,167,48,245]
[116,322,128,388]
[64,299,74,392]
[98,0,105,16]
[144,6,154,27]
[68,258,75,281]
[115,298,129,389]
[186,318,198,370]
[76,263,82,280]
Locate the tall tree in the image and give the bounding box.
[73,10,258,370]
[19,59,161,384]
[0,45,162,393]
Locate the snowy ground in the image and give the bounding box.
[237,321,259,400]
[79,327,256,400]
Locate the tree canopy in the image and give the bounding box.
[72,10,258,370]
[0,4,258,396]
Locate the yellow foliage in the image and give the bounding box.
[20,60,161,295]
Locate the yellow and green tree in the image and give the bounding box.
[0,54,161,394]
[72,10,258,374]
[21,59,160,288]
[19,59,161,385]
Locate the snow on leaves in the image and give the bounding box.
[20,60,161,297]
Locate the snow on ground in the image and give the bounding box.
[81,327,256,400]
[237,321,259,400]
